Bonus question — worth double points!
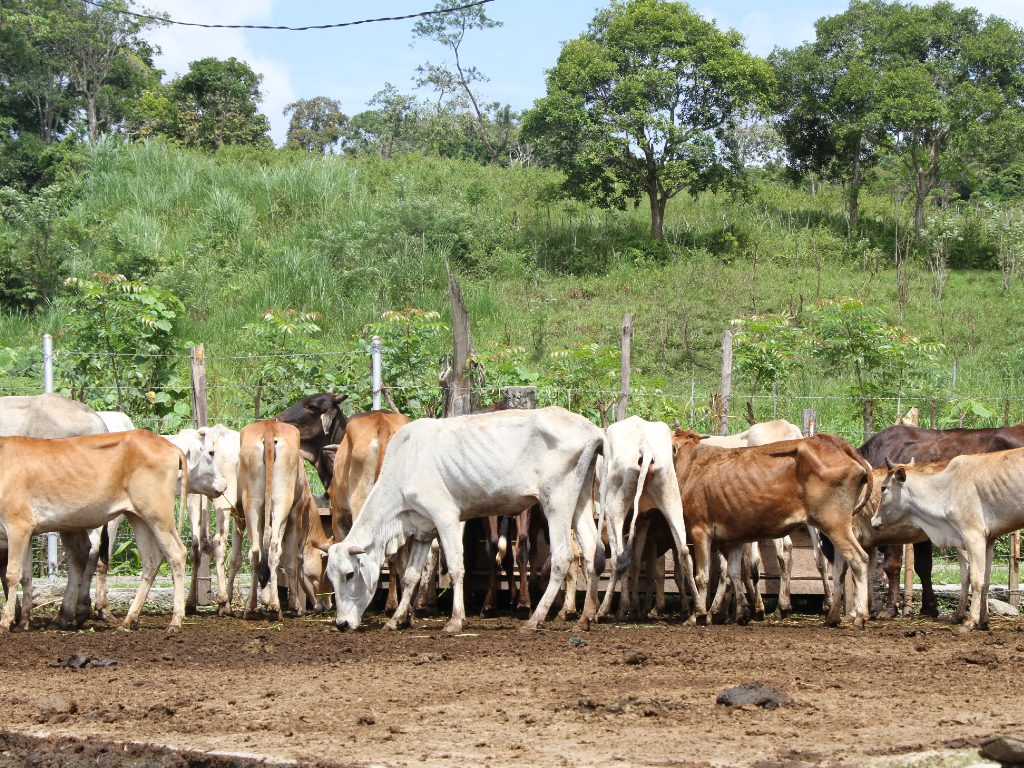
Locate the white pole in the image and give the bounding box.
[371,335,382,411]
[43,334,58,581]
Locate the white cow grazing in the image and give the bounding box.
[871,450,1024,631]
[197,425,242,615]
[597,416,696,621]
[326,406,604,634]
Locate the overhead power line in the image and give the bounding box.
[82,0,495,31]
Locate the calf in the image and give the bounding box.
[0,430,189,632]
[237,419,309,619]
[871,450,1024,631]
[325,407,604,633]
[673,430,872,628]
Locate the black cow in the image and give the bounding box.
[276,392,348,488]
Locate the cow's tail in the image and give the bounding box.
[593,436,609,576]
[100,524,111,567]
[496,516,509,566]
[846,444,874,515]
[616,442,653,577]
[177,450,189,538]
[258,436,276,588]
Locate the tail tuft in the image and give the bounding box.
[496,535,508,565]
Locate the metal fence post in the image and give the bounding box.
[43,334,58,581]
[371,336,382,411]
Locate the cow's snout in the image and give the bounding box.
[870,516,883,531]
[335,619,352,632]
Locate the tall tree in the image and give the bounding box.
[773,2,892,235]
[412,1,513,165]
[283,96,347,154]
[521,0,774,239]
[341,84,423,159]
[170,57,271,149]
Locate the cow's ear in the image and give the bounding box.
[320,413,332,435]
[334,394,348,405]
[186,444,201,472]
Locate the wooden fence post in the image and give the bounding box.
[903,544,915,614]
[719,329,732,436]
[441,263,475,418]
[862,398,874,444]
[801,408,816,437]
[616,314,633,422]
[189,344,211,606]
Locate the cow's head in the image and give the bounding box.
[277,393,349,450]
[179,430,228,499]
[325,540,380,631]
[871,457,913,530]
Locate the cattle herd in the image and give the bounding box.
[1,389,1023,637]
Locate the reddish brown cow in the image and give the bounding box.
[672,430,873,628]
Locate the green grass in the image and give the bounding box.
[3,139,1023,431]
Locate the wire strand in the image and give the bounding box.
[82,0,495,31]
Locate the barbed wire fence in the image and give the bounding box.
[8,332,1024,604]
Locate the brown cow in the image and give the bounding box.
[237,419,309,619]
[0,430,188,632]
[672,430,873,628]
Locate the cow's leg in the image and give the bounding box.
[806,527,834,616]
[915,540,938,617]
[243,509,262,619]
[690,530,711,625]
[822,524,869,629]
[876,545,902,619]
[646,542,665,618]
[57,532,92,629]
[92,519,115,623]
[672,550,690,618]
[15,544,33,631]
[774,536,793,619]
[386,538,433,631]
[980,541,994,630]
[481,517,500,616]
[619,514,648,620]
[0,523,31,633]
[525,507,574,633]
[962,538,988,632]
[435,520,468,634]
[280,520,303,617]
[952,549,970,623]
[213,503,232,615]
[570,489,601,630]
[185,494,206,615]
[725,544,750,625]
[226,518,245,616]
[386,554,401,614]
[120,520,161,631]
[747,542,766,621]
[413,538,439,616]
[709,548,731,622]
[597,504,621,620]
[558,558,578,621]
[515,508,532,618]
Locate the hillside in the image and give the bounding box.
[2,140,1022,441]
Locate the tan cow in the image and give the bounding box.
[327,410,411,610]
[237,419,309,619]
[0,430,188,632]
[672,430,873,628]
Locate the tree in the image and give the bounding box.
[412,1,512,165]
[773,2,893,235]
[45,0,165,142]
[521,0,775,239]
[283,96,347,154]
[170,57,270,149]
[342,84,423,158]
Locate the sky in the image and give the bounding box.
[141,1,1024,146]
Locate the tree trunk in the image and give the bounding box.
[849,147,862,236]
[649,189,666,239]
[86,92,98,143]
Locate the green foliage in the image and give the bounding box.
[361,309,449,418]
[732,314,802,396]
[522,0,775,238]
[57,272,189,427]
[170,57,271,150]
[284,97,348,154]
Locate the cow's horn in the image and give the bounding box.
[885,457,895,471]
[318,543,331,554]
[347,545,365,555]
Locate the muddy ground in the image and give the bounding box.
[0,608,1020,768]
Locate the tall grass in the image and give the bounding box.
[2,138,1022,435]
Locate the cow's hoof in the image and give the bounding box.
[753,609,766,622]
[824,616,841,628]
[519,622,539,633]
[217,605,234,618]
[710,612,727,625]
[576,616,593,632]
[517,605,533,620]
[185,603,198,616]
[876,605,898,620]
[265,610,281,623]
[443,621,463,634]
[920,603,940,619]
[777,607,792,620]
[852,616,865,630]
[0,625,9,635]
[694,614,708,627]
[958,622,976,634]
[737,614,751,627]
[165,625,182,635]
[384,603,399,615]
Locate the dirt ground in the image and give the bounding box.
[0,608,1020,768]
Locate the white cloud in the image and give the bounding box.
[142,0,294,145]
